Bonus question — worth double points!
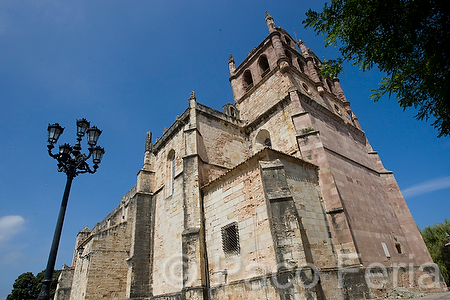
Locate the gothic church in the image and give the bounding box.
[54,13,444,300]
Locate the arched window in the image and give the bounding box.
[167,150,175,197]
[314,57,320,66]
[243,70,253,90]
[255,129,272,152]
[326,79,334,93]
[258,55,270,76]
[230,106,236,118]
[284,50,292,65]
[222,103,239,119]
[285,36,290,46]
[297,58,305,73]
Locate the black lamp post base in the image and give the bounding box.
[37,279,52,300]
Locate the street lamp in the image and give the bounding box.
[38,118,105,300]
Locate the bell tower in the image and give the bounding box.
[229,12,432,269]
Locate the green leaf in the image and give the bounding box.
[303,0,450,137]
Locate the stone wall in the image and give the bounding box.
[197,107,248,184]
[204,157,275,281]
[283,157,336,270]
[151,177,184,295]
[202,149,343,299]
[70,221,130,300]
[67,186,133,300]
[294,91,433,268]
[246,96,298,157]
[236,71,293,123]
[203,152,277,298]
[149,120,186,197]
[54,265,74,300]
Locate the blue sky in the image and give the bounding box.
[0,1,449,298]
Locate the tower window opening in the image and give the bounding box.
[327,79,334,93]
[297,58,305,73]
[302,82,310,94]
[285,35,290,46]
[284,50,292,65]
[259,55,270,76]
[334,104,341,115]
[314,57,320,66]
[349,112,355,126]
[243,70,253,90]
[221,222,240,256]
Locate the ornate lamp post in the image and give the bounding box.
[38,118,105,300]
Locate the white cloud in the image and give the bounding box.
[0,251,23,264]
[402,176,450,198]
[0,215,25,243]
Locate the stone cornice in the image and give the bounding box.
[196,102,244,127]
[299,92,365,137]
[152,108,190,154]
[323,146,382,176]
[230,32,281,79]
[202,148,318,192]
[78,221,128,249]
[152,102,246,156]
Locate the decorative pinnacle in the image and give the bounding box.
[297,39,309,57]
[228,54,236,74]
[228,54,234,64]
[189,91,196,101]
[265,11,276,32]
[145,131,152,152]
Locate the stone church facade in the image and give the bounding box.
[54,13,445,300]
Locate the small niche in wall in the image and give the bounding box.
[255,129,272,152]
[395,242,403,254]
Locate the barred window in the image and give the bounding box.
[221,222,240,256]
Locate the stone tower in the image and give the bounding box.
[229,11,433,269]
[55,13,444,300]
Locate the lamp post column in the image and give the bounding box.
[37,172,74,300]
[38,119,104,300]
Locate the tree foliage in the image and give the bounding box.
[304,0,450,137]
[6,270,61,300]
[421,219,450,286]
